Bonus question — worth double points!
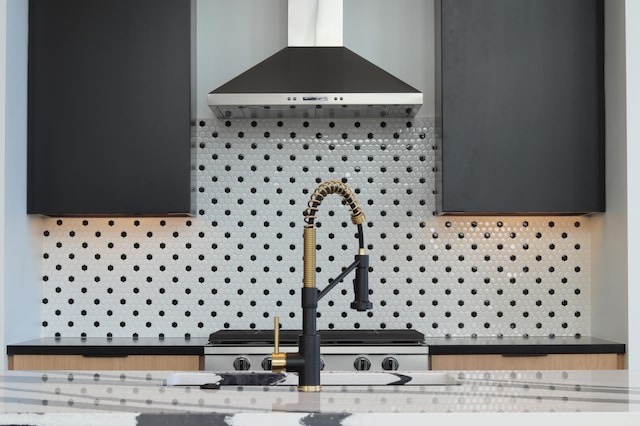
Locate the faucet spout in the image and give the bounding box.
[272,180,372,392]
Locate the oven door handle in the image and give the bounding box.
[81,354,129,358]
[501,353,549,357]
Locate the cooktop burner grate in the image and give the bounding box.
[208,329,425,346]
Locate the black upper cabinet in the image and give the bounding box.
[435,0,605,215]
[28,0,196,216]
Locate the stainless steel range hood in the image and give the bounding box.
[208,0,423,119]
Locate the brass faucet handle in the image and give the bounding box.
[274,316,280,353]
[272,316,287,372]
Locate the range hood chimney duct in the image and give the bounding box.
[208,0,423,119]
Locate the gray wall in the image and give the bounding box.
[1,0,41,368]
[591,0,628,361]
[624,0,640,370]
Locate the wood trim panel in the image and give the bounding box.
[617,353,626,369]
[8,354,202,371]
[430,353,622,371]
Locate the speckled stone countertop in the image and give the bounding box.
[0,370,639,425]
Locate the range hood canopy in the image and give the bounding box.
[208,0,423,119]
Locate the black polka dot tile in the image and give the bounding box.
[39,118,590,338]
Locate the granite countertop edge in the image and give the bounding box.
[6,336,625,356]
[1,370,640,422]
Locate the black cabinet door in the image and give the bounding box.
[435,0,604,214]
[27,0,195,216]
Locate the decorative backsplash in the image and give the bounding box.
[38,118,591,338]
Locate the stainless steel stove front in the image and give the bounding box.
[204,345,430,372]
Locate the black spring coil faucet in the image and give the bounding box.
[271,180,372,392]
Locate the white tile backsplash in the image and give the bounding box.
[38,118,590,338]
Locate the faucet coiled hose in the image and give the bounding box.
[304,180,366,249]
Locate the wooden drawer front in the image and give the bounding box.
[430,353,623,371]
[9,354,202,371]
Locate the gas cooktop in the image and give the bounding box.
[208,329,425,346]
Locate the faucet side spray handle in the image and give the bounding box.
[271,316,286,373]
[351,253,373,311]
[274,316,280,353]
